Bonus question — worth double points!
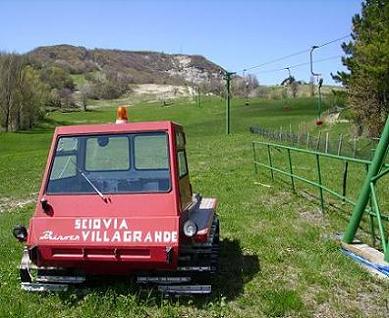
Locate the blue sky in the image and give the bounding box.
[0,0,361,85]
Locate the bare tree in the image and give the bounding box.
[232,74,259,97]
[58,88,75,108]
[79,83,94,111]
[208,78,224,97]
[0,53,24,131]
[0,53,48,131]
[246,74,259,90]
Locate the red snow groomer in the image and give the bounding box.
[13,107,219,295]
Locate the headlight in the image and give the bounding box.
[183,220,198,237]
[12,225,28,242]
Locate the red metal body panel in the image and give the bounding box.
[34,193,177,218]
[54,121,174,135]
[32,216,179,271]
[27,121,189,273]
[24,120,217,278]
[193,198,217,242]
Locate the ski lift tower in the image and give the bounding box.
[310,46,324,126]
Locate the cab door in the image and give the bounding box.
[175,129,192,211]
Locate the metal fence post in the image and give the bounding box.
[287,149,296,192]
[316,131,321,151]
[306,132,310,148]
[267,145,274,181]
[325,132,329,153]
[337,134,343,156]
[279,127,282,142]
[342,161,349,202]
[252,142,258,174]
[316,154,325,212]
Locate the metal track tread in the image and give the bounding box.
[137,276,191,284]
[177,266,211,272]
[36,275,86,284]
[158,284,211,295]
[21,282,69,292]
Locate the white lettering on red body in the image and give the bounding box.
[40,218,178,244]
[39,230,80,241]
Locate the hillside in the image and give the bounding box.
[27,44,225,85]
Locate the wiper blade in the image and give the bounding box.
[69,159,107,202]
[79,171,107,202]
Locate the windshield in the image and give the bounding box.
[46,132,170,194]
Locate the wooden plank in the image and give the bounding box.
[341,242,387,266]
[342,241,389,278]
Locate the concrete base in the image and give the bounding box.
[341,241,389,278]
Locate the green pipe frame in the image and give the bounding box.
[252,119,389,261]
[343,116,389,261]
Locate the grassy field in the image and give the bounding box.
[0,96,388,317]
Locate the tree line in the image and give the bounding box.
[0,52,133,132]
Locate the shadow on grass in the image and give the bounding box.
[57,239,260,308]
[212,238,260,300]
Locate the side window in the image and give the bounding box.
[50,137,78,180]
[176,131,186,148]
[134,134,169,169]
[50,155,76,180]
[57,137,78,152]
[177,151,188,178]
[85,136,129,171]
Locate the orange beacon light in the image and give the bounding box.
[116,106,128,124]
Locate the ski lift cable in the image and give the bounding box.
[242,48,311,72]
[316,34,351,49]
[239,34,350,73]
[251,55,343,75]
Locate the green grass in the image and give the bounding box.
[0,96,388,317]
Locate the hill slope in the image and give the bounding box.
[28,44,225,85]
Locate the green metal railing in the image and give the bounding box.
[343,116,389,261]
[250,126,380,160]
[252,140,389,259]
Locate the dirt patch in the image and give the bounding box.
[313,303,339,318]
[265,190,293,208]
[132,84,195,100]
[298,206,326,226]
[0,194,36,213]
